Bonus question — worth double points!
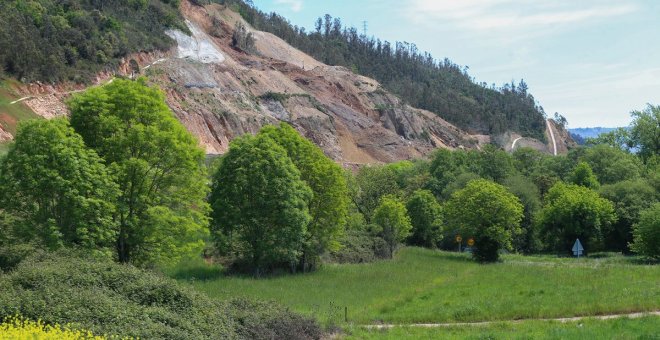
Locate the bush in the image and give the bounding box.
[630,203,660,259]
[327,228,389,264]
[0,252,321,339]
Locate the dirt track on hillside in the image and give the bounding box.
[364,310,660,329]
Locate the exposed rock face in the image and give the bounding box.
[7,0,571,163]
[143,0,480,164]
[0,125,12,142]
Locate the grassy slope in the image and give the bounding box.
[0,79,40,135]
[347,316,660,339]
[0,142,8,156]
[179,248,659,325]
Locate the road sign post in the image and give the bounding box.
[456,235,462,252]
[572,238,584,258]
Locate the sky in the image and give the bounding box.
[251,0,659,128]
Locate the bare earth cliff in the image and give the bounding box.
[10,1,570,164]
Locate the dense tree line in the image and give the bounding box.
[0,0,184,82]
[1,81,658,278]
[216,1,548,139]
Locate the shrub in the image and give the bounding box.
[0,252,321,339]
[630,203,660,259]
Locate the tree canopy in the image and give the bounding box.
[0,0,183,82]
[537,182,616,253]
[373,195,412,258]
[630,202,660,259]
[445,179,523,262]
[406,189,443,248]
[0,118,118,254]
[259,124,348,271]
[210,133,312,275]
[68,79,209,266]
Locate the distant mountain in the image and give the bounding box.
[568,127,629,145]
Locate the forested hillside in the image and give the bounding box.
[227,1,548,139]
[0,0,549,140]
[0,0,183,83]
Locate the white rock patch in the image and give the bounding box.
[166,20,225,64]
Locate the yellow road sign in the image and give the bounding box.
[456,235,462,243]
[467,238,475,247]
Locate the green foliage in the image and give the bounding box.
[504,175,542,253]
[580,144,642,184]
[351,164,401,222]
[405,190,443,248]
[260,124,349,271]
[0,119,118,254]
[630,203,660,259]
[585,127,633,152]
[68,79,209,266]
[210,133,312,275]
[0,252,321,339]
[0,0,183,82]
[232,22,256,53]
[630,104,660,162]
[537,182,617,253]
[373,196,412,258]
[599,179,658,252]
[569,161,600,189]
[445,179,524,262]
[477,144,515,183]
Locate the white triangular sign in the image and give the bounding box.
[572,239,584,254]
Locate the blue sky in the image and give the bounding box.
[251,0,659,128]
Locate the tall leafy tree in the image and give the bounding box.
[630,202,660,259]
[504,175,542,253]
[260,124,348,271]
[630,105,660,162]
[600,180,657,252]
[0,119,118,254]
[445,179,523,262]
[406,190,443,248]
[373,195,412,258]
[569,162,600,189]
[537,182,616,253]
[580,145,641,184]
[68,79,209,266]
[351,165,400,222]
[210,134,312,275]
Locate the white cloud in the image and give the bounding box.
[275,0,303,12]
[407,0,638,35]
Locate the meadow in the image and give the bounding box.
[174,247,660,325]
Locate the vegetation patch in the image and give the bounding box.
[0,80,40,136]
[0,252,322,339]
[183,247,660,325]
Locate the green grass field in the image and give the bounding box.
[176,247,659,325]
[0,142,9,156]
[0,79,40,136]
[347,316,660,339]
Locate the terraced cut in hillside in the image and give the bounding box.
[179,248,660,326]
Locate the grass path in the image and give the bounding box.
[364,310,660,329]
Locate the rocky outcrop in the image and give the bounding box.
[7,0,570,163]
[141,1,481,164]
